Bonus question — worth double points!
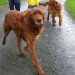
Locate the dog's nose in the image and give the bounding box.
[37,19,41,23]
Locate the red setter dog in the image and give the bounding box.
[2,8,45,75]
[46,0,62,26]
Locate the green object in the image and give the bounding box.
[0,0,8,5]
[65,0,75,19]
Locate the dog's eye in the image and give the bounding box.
[39,12,42,15]
[43,16,45,19]
[33,12,37,15]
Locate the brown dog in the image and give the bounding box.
[2,8,45,75]
[46,0,62,26]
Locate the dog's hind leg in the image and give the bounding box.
[17,37,25,57]
[2,33,8,45]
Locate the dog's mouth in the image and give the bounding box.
[36,19,44,25]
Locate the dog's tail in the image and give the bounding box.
[2,14,12,45]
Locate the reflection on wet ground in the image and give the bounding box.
[0,0,75,75]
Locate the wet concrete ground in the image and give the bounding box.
[0,0,75,75]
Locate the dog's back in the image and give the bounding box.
[3,10,23,30]
[48,1,61,16]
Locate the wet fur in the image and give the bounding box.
[2,8,45,75]
[47,0,62,26]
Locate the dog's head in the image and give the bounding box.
[46,0,58,6]
[25,8,45,26]
[46,0,61,11]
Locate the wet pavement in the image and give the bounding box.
[0,0,75,75]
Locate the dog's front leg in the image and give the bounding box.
[27,42,45,75]
[52,15,56,26]
[47,12,50,20]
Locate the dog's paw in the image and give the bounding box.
[39,72,46,75]
[53,24,56,26]
[19,53,25,58]
[59,22,62,26]
[2,41,5,45]
[38,69,46,75]
[24,46,28,51]
[36,35,41,39]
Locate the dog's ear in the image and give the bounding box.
[41,10,45,19]
[23,10,34,25]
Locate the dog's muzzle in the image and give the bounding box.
[36,18,43,25]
